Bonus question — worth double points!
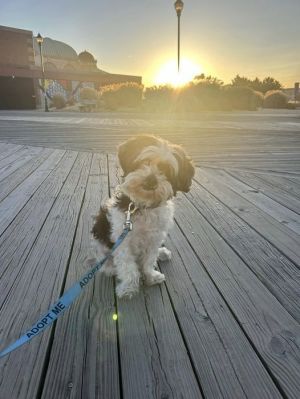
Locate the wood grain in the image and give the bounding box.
[0,153,91,399]
[41,153,121,399]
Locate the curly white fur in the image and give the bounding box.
[91,135,194,299]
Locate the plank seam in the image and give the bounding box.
[0,148,55,204]
[0,150,66,240]
[224,169,300,216]
[193,175,300,272]
[35,153,92,399]
[0,151,77,314]
[173,216,287,399]
[162,227,256,398]
[157,266,206,398]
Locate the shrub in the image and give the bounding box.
[222,86,258,110]
[51,94,66,109]
[80,87,98,101]
[144,75,224,112]
[263,90,288,109]
[144,85,176,112]
[253,90,264,108]
[66,96,76,106]
[190,80,223,110]
[287,102,296,110]
[101,82,143,110]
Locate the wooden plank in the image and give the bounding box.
[188,175,300,320]
[205,169,300,234]
[200,165,300,179]
[0,145,44,182]
[226,169,300,214]
[0,150,78,302]
[247,171,300,193]
[0,145,34,170]
[159,223,282,399]
[194,168,300,268]
[1,121,298,172]
[0,143,24,161]
[118,285,202,399]
[174,194,300,399]
[198,160,300,173]
[0,147,54,203]
[108,155,203,399]
[117,284,203,399]
[0,141,14,155]
[0,153,91,399]
[0,149,65,236]
[41,153,121,399]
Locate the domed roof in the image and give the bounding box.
[34,37,78,61]
[78,50,96,64]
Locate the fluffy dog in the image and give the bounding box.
[91,135,194,298]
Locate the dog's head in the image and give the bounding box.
[117,135,195,207]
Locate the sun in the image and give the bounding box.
[153,59,202,87]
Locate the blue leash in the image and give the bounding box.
[0,204,135,359]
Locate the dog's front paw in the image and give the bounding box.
[100,262,117,277]
[116,281,139,299]
[144,270,165,286]
[158,247,172,261]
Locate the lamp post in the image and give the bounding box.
[36,33,49,112]
[174,0,184,73]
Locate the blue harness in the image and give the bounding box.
[0,203,135,359]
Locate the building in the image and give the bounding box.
[0,25,142,110]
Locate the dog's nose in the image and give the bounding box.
[143,174,158,190]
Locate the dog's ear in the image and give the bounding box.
[172,145,195,193]
[118,135,160,175]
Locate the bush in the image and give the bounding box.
[263,90,288,109]
[253,90,264,108]
[66,97,76,106]
[51,94,66,109]
[144,76,224,112]
[190,79,223,110]
[143,74,285,112]
[222,86,259,110]
[80,87,98,101]
[101,82,143,110]
[287,102,296,110]
[144,85,176,112]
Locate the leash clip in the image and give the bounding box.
[123,202,136,231]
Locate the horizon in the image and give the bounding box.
[0,0,299,88]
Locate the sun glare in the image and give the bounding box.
[154,59,202,87]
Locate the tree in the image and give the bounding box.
[261,77,282,94]
[231,75,282,94]
[231,75,252,88]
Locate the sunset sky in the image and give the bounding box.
[1,0,299,87]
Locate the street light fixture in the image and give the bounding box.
[36,33,49,112]
[174,0,184,73]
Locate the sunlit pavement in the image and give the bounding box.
[0,109,299,130]
[0,109,299,166]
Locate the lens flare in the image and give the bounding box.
[154,59,202,87]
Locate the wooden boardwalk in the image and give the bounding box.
[0,139,299,399]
